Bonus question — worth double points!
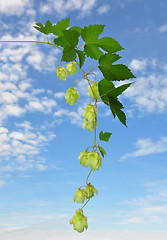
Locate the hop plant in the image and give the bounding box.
[1,17,135,234]
[78,150,90,167]
[88,82,100,99]
[65,87,79,105]
[87,152,102,170]
[66,62,77,75]
[56,66,68,81]
[70,209,88,233]
[84,183,98,199]
[82,104,98,132]
[73,188,86,203]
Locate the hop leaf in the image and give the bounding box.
[65,87,79,105]
[56,66,68,81]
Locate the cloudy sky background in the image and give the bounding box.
[0,0,167,239]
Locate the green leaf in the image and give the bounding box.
[62,45,76,62]
[81,24,105,42]
[59,29,80,62]
[84,44,103,60]
[54,36,69,48]
[34,20,53,35]
[99,131,112,142]
[99,52,121,66]
[81,25,124,60]
[98,145,106,158]
[98,79,115,105]
[99,79,133,105]
[54,28,80,50]
[70,26,82,35]
[63,29,80,47]
[107,82,133,99]
[97,37,124,52]
[52,17,70,36]
[76,50,85,68]
[99,62,136,81]
[109,98,127,126]
[81,24,105,60]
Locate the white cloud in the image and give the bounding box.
[97,5,110,15]
[26,48,60,72]
[3,104,25,117]
[40,0,96,17]
[0,0,33,16]
[0,228,167,240]
[0,35,60,121]
[54,92,65,99]
[159,24,167,33]
[54,106,83,126]
[121,136,167,161]
[129,58,157,72]
[129,58,148,71]
[26,98,57,113]
[0,121,56,172]
[117,180,167,228]
[124,58,167,114]
[0,180,6,187]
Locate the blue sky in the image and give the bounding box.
[0,0,167,239]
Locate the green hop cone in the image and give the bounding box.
[87,152,102,170]
[84,183,98,199]
[78,150,90,167]
[70,209,88,233]
[82,118,96,132]
[88,82,100,99]
[73,188,86,203]
[83,104,98,122]
[65,87,79,105]
[66,62,77,75]
[82,104,98,132]
[56,66,68,81]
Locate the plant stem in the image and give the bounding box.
[85,65,99,76]
[81,199,90,210]
[94,100,97,147]
[0,40,63,50]
[86,169,92,185]
[76,43,85,50]
[75,60,96,99]
[72,77,83,88]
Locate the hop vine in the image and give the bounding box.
[0,17,136,233]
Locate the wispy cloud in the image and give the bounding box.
[0,180,6,187]
[0,35,60,122]
[159,24,167,33]
[123,58,167,114]
[54,105,84,126]
[121,136,167,161]
[0,0,34,16]
[117,180,167,228]
[97,4,110,15]
[0,227,167,240]
[40,0,96,18]
[0,121,56,172]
